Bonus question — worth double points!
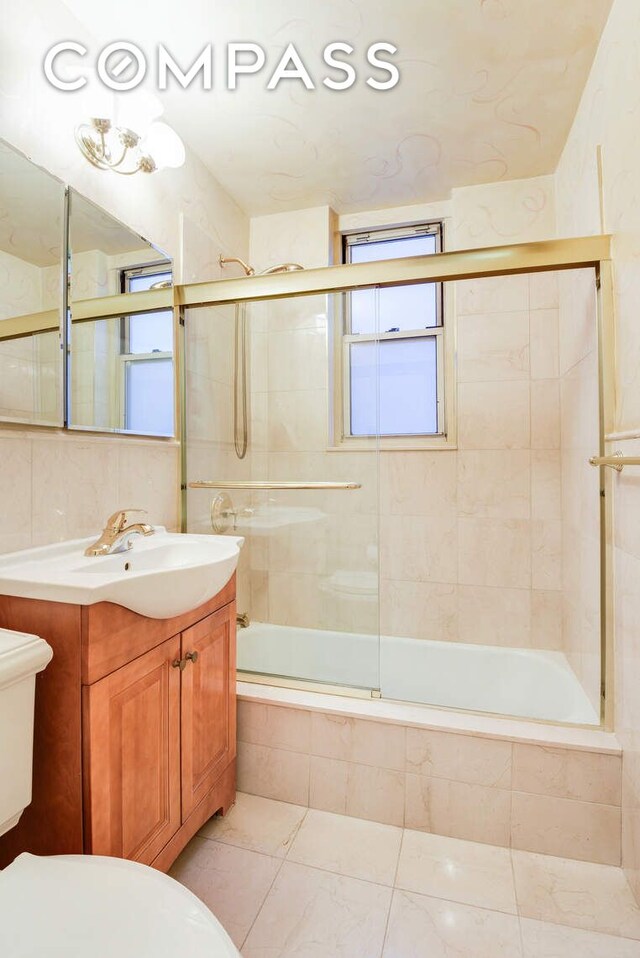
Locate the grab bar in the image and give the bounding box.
[189,480,361,490]
[589,452,640,471]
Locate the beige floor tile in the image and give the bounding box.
[396,829,517,914]
[242,861,392,958]
[520,918,640,957]
[169,837,280,948]
[382,889,523,958]
[287,808,402,885]
[512,850,640,940]
[199,792,307,858]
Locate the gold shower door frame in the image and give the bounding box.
[4,234,614,726]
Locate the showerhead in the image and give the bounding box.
[259,262,304,275]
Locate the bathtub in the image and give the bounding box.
[237,621,599,725]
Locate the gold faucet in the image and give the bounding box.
[84,509,154,557]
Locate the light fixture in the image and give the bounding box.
[75,94,185,175]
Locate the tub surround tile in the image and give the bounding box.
[404,774,512,846]
[380,514,458,584]
[530,309,560,380]
[309,756,405,827]
[406,727,512,788]
[288,809,402,885]
[512,849,640,939]
[396,829,517,914]
[456,274,529,315]
[168,838,280,949]
[238,743,310,806]
[520,919,640,957]
[380,579,458,642]
[512,744,622,805]
[242,861,392,958]
[531,379,561,449]
[456,584,531,647]
[511,791,621,865]
[380,451,457,518]
[310,712,405,771]
[382,890,523,958]
[198,792,307,858]
[238,700,311,753]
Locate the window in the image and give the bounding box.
[340,223,444,441]
[120,263,174,435]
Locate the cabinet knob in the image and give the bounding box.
[172,658,187,670]
[185,651,199,664]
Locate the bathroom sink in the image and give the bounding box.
[0,529,244,619]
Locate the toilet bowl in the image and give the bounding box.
[0,852,240,957]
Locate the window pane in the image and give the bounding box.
[350,337,438,436]
[349,234,437,264]
[128,270,172,292]
[350,283,438,334]
[125,358,174,434]
[127,309,173,353]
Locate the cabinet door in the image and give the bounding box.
[181,602,236,820]
[83,636,181,863]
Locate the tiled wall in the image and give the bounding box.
[553,0,640,902]
[236,699,622,866]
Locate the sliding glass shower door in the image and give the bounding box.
[184,291,381,693]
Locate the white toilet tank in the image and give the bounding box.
[0,628,53,837]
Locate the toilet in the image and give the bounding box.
[0,628,240,957]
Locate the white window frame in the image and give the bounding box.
[332,222,456,451]
[119,261,173,433]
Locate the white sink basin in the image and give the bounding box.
[0,529,244,619]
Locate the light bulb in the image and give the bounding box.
[115,91,164,136]
[141,121,186,170]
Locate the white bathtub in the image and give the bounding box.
[238,621,599,725]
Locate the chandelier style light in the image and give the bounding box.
[74,93,185,174]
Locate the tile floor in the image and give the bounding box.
[170,792,640,957]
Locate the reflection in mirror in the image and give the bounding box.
[68,190,174,436]
[0,140,64,425]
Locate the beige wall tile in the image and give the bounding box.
[309,756,348,815]
[237,742,310,806]
[380,515,458,584]
[531,520,562,591]
[457,450,530,519]
[458,381,530,449]
[406,727,512,787]
[457,584,531,647]
[456,275,529,315]
[238,702,311,753]
[381,579,458,642]
[380,451,457,517]
[529,273,559,311]
[0,436,32,554]
[512,744,621,805]
[531,590,563,650]
[511,792,621,865]
[531,450,561,520]
[458,518,531,589]
[310,756,404,826]
[530,310,559,380]
[457,311,530,382]
[310,713,405,771]
[405,774,511,846]
[531,380,560,449]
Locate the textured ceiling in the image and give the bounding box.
[61,0,613,215]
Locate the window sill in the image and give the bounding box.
[326,436,457,452]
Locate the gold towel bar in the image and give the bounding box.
[189,480,361,490]
[589,452,640,471]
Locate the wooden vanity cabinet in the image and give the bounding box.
[0,576,237,872]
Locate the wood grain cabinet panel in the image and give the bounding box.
[181,603,237,820]
[83,637,182,863]
[0,581,237,872]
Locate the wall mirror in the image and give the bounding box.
[0,140,64,426]
[68,190,174,437]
